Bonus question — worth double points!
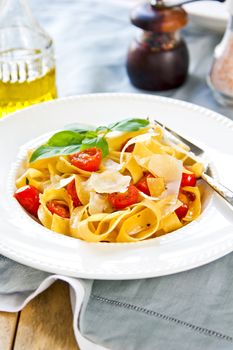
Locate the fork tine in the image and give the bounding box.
[154,119,204,156]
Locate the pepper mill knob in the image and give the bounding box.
[126,0,189,91]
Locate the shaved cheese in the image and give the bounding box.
[88,192,112,215]
[149,155,182,182]
[85,170,131,194]
[44,175,75,190]
[137,154,182,199]
[101,158,122,171]
[57,175,75,188]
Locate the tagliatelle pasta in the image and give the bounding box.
[14,118,204,243]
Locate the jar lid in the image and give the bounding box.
[131,2,188,32]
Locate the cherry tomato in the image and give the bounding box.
[185,191,196,202]
[175,203,189,220]
[67,179,82,207]
[175,193,189,220]
[181,172,196,187]
[136,173,155,196]
[120,140,135,153]
[108,184,139,210]
[70,147,102,172]
[47,200,70,218]
[14,185,40,217]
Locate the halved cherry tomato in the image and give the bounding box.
[47,200,70,218]
[175,203,188,220]
[108,184,139,210]
[181,172,196,187]
[185,191,196,202]
[70,147,102,172]
[175,193,189,220]
[136,173,155,196]
[67,179,82,207]
[120,140,135,153]
[14,185,40,217]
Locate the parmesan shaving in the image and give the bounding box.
[101,158,122,171]
[136,154,182,200]
[85,170,131,194]
[88,192,112,215]
[44,175,75,190]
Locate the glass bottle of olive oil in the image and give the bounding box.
[0,0,57,118]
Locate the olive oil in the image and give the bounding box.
[0,0,57,118]
[0,68,57,118]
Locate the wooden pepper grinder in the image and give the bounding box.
[126,0,189,91]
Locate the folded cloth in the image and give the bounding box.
[80,253,233,350]
[1,1,233,350]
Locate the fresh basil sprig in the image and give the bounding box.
[48,131,85,147]
[30,144,83,163]
[108,118,149,131]
[29,118,149,163]
[81,136,109,158]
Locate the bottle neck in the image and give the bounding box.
[0,0,52,54]
[0,0,40,28]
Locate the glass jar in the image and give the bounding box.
[208,0,233,105]
[126,1,189,91]
[0,0,57,118]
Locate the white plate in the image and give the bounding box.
[0,93,233,279]
[184,1,228,33]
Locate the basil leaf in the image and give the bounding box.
[30,144,82,163]
[108,118,149,131]
[48,131,84,147]
[64,123,96,133]
[84,131,98,138]
[81,136,109,158]
[30,118,148,163]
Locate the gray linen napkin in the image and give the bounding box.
[80,254,233,350]
[1,0,233,349]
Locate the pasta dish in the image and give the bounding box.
[14,118,203,243]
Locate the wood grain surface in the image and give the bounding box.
[0,281,79,350]
[0,312,18,350]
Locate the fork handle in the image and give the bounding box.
[201,173,233,207]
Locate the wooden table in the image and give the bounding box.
[0,281,80,350]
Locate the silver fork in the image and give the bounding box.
[155,120,233,208]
